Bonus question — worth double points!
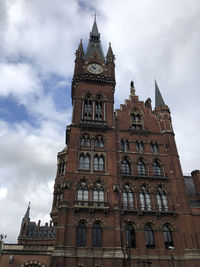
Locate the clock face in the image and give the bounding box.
[87,63,103,74]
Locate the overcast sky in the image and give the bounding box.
[0,0,199,243]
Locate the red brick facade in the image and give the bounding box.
[1,20,200,267]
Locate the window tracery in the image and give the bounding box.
[94,154,104,171]
[77,180,89,202]
[79,153,90,170]
[80,135,90,147]
[121,157,131,175]
[139,185,151,210]
[95,135,104,148]
[153,159,162,176]
[83,94,92,121]
[136,140,144,152]
[122,184,134,209]
[137,158,146,176]
[151,141,159,153]
[156,185,168,211]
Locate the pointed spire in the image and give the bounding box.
[24,202,30,219]
[155,80,166,107]
[85,16,105,62]
[91,13,99,36]
[75,39,84,59]
[106,42,115,63]
[130,80,135,96]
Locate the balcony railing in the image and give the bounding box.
[80,120,108,132]
[120,172,167,181]
[120,203,175,215]
[73,200,109,213]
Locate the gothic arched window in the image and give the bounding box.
[55,191,63,207]
[95,136,104,148]
[93,188,104,202]
[58,161,65,175]
[136,141,144,152]
[121,158,130,175]
[81,136,90,147]
[95,95,103,121]
[79,154,90,170]
[125,224,136,248]
[139,185,151,210]
[94,155,104,171]
[151,142,159,153]
[77,222,87,246]
[137,159,146,176]
[153,159,162,176]
[122,185,134,209]
[93,222,102,247]
[83,95,92,121]
[156,188,168,211]
[145,224,155,249]
[163,225,174,249]
[77,181,88,202]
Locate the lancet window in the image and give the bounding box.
[136,141,144,152]
[121,157,131,175]
[58,160,65,175]
[93,182,104,202]
[83,94,92,120]
[94,154,104,171]
[77,181,89,202]
[95,136,104,148]
[139,185,151,210]
[153,159,162,176]
[151,142,159,153]
[125,224,136,248]
[156,186,168,211]
[93,222,102,247]
[122,185,134,209]
[80,135,90,147]
[79,153,90,170]
[145,224,155,249]
[163,224,174,249]
[121,139,129,151]
[137,158,146,176]
[95,95,103,121]
[77,221,87,246]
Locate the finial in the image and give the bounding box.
[130,80,135,96]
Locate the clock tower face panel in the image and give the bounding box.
[87,63,103,74]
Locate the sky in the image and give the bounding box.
[0,0,200,243]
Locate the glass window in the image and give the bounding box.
[77,222,87,246]
[126,224,136,248]
[93,223,102,247]
[163,225,173,249]
[137,159,146,176]
[94,155,104,171]
[122,189,134,209]
[121,159,130,174]
[145,225,155,249]
[153,160,162,176]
